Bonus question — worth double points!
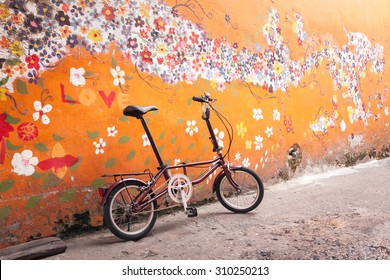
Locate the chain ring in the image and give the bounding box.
[167,174,193,204]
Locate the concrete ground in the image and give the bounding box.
[47,158,390,260]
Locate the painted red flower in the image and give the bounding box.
[17,122,39,142]
[102,5,115,21]
[0,113,14,139]
[25,54,40,71]
[38,154,79,171]
[0,113,14,165]
[154,17,166,31]
[140,47,153,65]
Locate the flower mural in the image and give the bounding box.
[0,0,388,249]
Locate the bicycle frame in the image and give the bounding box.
[99,94,241,212]
[100,150,241,211]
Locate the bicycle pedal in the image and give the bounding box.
[186,207,198,218]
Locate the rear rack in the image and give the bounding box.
[102,170,153,182]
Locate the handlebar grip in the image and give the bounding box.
[192,96,204,102]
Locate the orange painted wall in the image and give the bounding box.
[0,0,389,248]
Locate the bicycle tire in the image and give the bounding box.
[103,180,157,241]
[215,167,264,213]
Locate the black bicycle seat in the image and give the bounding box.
[123,105,158,118]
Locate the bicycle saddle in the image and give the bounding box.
[123,105,158,119]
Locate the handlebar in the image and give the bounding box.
[192,93,216,103]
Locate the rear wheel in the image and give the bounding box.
[103,180,157,241]
[215,167,264,213]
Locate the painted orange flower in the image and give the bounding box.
[154,17,166,31]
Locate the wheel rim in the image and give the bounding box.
[109,186,154,236]
[219,170,260,210]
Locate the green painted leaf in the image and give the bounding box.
[105,157,116,169]
[37,78,45,90]
[87,131,99,140]
[59,189,76,203]
[5,114,20,125]
[111,57,117,68]
[125,75,133,81]
[176,146,181,154]
[90,177,106,188]
[126,150,136,161]
[0,206,11,220]
[34,142,49,152]
[119,116,129,122]
[16,79,28,94]
[177,118,184,124]
[188,143,195,150]
[187,98,192,106]
[84,71,95,77]
[118,135,130,144]
[203,145,208,153]
[159,131,166,140]
[53,134,65,141]
[31,172,45,180]
[26,195,42,210]
[158,145,164,153]
[70,157,82,172]
[6,140,22,150]
[6,58,21,66]
[0,76,9,86]
[42,172,62,189]
[0,180,14,193]
[170,136,177,145]
[145,156,150,166]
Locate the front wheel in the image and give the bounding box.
[215,167,264,213]
[103,180,157,241]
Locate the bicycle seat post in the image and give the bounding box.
[123,105,166,174]
[138,116,165,168]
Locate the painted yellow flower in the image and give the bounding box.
[236,121,247,139]
[0,87,7,101]
[199,54,206,62]
[273,61,283,76]
[10,40,23,56]
[139,3,150,17]
[88,28,103,43]
[0,4,9,21]
[210,80,217,89]
[245,140,252,150]
[156,43,166,55]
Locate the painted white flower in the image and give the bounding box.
[110,66,125,86]
[254,135,264,150]
[142,133,151,146]
[213,128,224,148]
[234,152,241,161]
[174,159,181,166]
[185,120,198,136]
[340,120,347,132]
[107,126,118,137]
[265,126,273,137]
[252,108,264,121]
[242,158,250,167]
[33,100,52,125]
[70,67,86,87]
[93,138,106,154]
[11,150,38,176]
[385,107,389,116]
[273,109,281,121]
